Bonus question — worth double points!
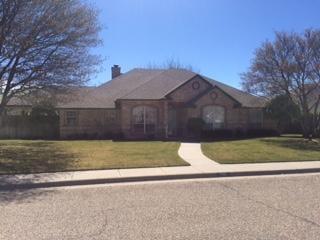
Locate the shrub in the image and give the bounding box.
[201,128,280,140]
[113,132,124,140]
[187,118,205,137]
[234,128,246,138]
[246,128,280,138]
[201,128,234,140]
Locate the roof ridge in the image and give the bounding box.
[162,73,202,97]
[131,67,168,71]
[119,69,198,100]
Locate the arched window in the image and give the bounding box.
[132,106,157,133]
[202,105,225,129]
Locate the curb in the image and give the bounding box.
[1,167,320,191]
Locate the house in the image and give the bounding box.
[6,65,276,139]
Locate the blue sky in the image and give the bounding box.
[90,0,320,88]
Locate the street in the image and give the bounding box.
[1,174,320,240]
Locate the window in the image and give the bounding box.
[132,106,157,133]
[202,105,225,129]
[66,111,78,126]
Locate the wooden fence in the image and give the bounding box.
[0,115,59,139]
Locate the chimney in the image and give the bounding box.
[111,65,121,79]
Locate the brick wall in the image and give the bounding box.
[168,75,211,102]
[59,109,119,138]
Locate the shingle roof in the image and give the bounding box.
[7,68,267,108]
[119,69,196,99]
[57,69,165,108]
[202,76,267,108]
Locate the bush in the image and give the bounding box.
[112,132,124,140]
[246,128,280,138]
[64,131,124,140]
[201,128,280,140]
[282,120,302,134]
[201,129,234,140]
[234,128,246,138]
[186,118,205,137]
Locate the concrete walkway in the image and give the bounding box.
[2,142,320,189]
[178,142,219,172]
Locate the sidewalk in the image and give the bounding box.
[1,142,320,190]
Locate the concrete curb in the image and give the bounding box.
[2,167,320,191]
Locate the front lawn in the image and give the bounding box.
[201,136,320,164]
[0,140,187,174]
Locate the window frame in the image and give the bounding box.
[132,106,157,134]
[65,111,78,127]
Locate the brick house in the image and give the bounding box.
[7,65,276,139]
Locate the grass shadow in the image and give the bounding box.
[0,141,77,174]
[260,138,320,152]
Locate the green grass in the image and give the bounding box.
[0,140,187,174]
[202,136,320,164]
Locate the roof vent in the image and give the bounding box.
[111,65,121,79]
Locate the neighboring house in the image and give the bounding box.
[309,87,320,114]
[6,65,276,139]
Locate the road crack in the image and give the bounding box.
[216,181,320,228]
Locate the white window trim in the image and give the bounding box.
[132,106,157,134]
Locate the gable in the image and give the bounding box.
[190,86,241,109]
[166,75,212,102]
[202,76,267,108]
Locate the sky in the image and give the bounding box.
[89,0,320,88]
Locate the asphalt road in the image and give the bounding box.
[1,174,320,240]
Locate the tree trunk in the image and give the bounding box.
[0,96,8,127]
[0,110,4,128]
[315,115,320,138]
[301,113,314,140]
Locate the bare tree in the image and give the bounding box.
[242,30,320,138]
[0,0,101,115]
[146,58,197,72]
